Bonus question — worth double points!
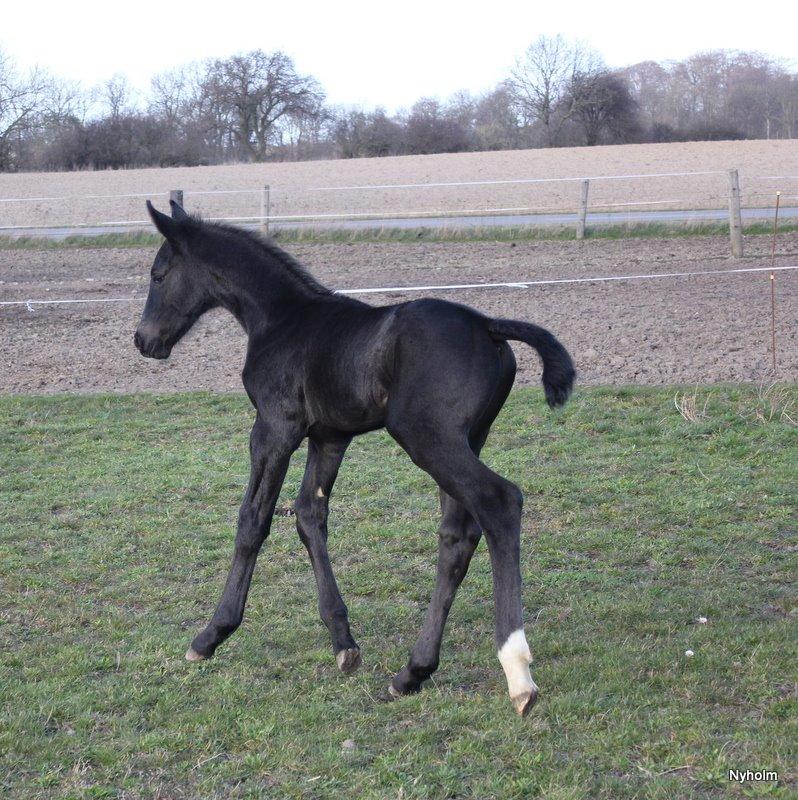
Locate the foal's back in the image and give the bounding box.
[294,296,515,436]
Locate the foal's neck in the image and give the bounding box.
[208,235,329,338]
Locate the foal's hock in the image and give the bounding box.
[134,201,575,716]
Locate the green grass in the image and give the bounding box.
[265,220,796,245]
[1,386,795,799]
[0,231,162,250]
[0,220,794,249]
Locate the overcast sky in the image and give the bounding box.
[3,0,797,111]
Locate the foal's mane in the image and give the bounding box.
[190,215,332,296]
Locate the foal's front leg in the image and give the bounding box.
[187,416,301,661]
[295,435,361,674]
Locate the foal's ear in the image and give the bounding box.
[169,199,189,221]
[146,200,187,251]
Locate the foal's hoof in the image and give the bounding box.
[387,683,403,700]
[371,684,402,704]
[185,647,208,662]
[336,647,362,675]
[511,687,538,717]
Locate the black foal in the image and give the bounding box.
[134,201,575,716]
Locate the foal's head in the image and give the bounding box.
[134,201,217,359]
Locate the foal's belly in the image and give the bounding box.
[308,398,386,435]
[305,378,388,435]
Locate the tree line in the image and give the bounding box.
[1,36,796,172]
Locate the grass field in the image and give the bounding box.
[1,220,797,251]
[1,386,796,799]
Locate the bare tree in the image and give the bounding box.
[725,51,791,139]
[39,76,86,123]
[564,70,640,145]
[681,52,730,127]
[101,74,135,120]
[333,107,406,158]
[445,90,477,148]
[404,98,471,154]
[507,35,601,145]
[621,60,670,128]
[274,104,333,160]
[776,73,798,138]
[202,50,325,161]
[625,49,795,140]
[16,75,90,170]
[333,108,365,158]
[0,48,50,169]
[146,65,213,165]
[189,65,232,159]
[150,67,194,126]
[474,85,525,150]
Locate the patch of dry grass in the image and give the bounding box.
[674,388,711,422]
[674,382,797,427]
[746,381,797,426]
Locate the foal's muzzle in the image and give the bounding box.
[134,329,172,360]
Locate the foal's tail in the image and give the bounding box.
[487,318,576,408]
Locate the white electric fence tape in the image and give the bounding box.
[2,265,796,311]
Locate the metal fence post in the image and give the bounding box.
[576,179,590,240]
[169,189,183,209]
[261,185,271,235]
[728,169,743,258]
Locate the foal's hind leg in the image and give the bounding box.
[389,426,538,716]
[295,435,360,674]
[389,490,481,697]
[390,420,493,696]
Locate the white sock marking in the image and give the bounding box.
[497,629,537,700]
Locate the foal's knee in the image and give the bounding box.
[235,504,266,556]
[496,480,522,523]
[438,514,480,547]
[481,479,522,528]
[294,493,324,539]
[503,481,523,515]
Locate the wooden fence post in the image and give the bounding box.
[576,179,589,240]
[728,169,743,258]
[261,185,271,235]
[169,189,183,209]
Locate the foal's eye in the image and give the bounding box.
[152,274,165,284]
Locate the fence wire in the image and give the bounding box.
[2,265,796,313]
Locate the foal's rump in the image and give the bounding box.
[389,298,575,413]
